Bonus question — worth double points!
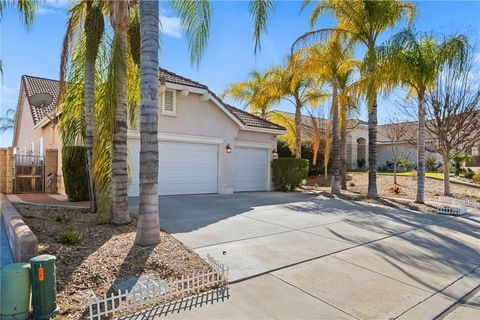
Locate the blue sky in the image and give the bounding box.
[1,0,479,147]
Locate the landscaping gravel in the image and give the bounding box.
[13,203,213,319]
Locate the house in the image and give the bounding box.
[11,69,286,196]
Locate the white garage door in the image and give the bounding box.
[128,139,218,196]
[234,147,268,192]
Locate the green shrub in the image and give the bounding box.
[59,230,82,245]
[277,137,327,176]
[464,168,475,179]
[271,158,309,191]
[62,146,89,201]
[398,158,413,171]
[425,156,437,172]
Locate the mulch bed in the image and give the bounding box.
[14,203,213,319]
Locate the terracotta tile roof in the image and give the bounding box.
[224,104,286,131]
[159,68,208,89]
[19,69,285,132]
[22,75,59,125]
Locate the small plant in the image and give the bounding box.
[425,156,437,172]
[398,157,413,171]
[59,230,82,245]
[357,159,366,169]
[388,184,401,194]
[463,168,475,179]
[473,172,480,183]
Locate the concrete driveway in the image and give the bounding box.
[128,192,480,319]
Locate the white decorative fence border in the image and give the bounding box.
[88,254,229,320]
[432,196,480,216]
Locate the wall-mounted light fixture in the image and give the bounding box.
[272,150,278,159]
[226,144,232,153]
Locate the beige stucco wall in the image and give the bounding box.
[127,90,277,195]
[347,125,369,169]
[377,143,442,168]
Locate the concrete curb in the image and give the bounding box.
[0,193,38,263]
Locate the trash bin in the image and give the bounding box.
[30,255,58,319]
[0,263,31,320]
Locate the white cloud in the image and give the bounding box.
[37,0,69,15]
[160,15,182,38]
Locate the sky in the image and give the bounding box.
[1,0,480,147]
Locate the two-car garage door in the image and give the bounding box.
[128,140,218,196]
[128,140,269,196]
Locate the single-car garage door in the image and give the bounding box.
[128,139,218,196]
[234,147,268,192]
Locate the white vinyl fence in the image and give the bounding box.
[88,254,228,320]
[433,196,480,216]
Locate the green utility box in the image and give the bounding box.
[30,255,59,319]
[0,263,31,320]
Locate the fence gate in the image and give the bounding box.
[14,155,44,193]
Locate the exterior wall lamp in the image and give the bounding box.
[226,144,232,153]
[272,149,278,159]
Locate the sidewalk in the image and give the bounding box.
[6,193,89,208]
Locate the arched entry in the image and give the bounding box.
[357,137,366,169]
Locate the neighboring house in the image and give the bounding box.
[12,69,286,196]
[13,75,64,194]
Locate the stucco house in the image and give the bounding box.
[11,69,286,196]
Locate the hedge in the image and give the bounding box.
[271,158,309,191]
[62,146,89,201]
[277,137,328,176]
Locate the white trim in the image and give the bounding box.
[242,126,286,135]
[127,130,224,145]
[165,83,206,95]
[235,140,274,149]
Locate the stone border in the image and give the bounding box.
[0,193,38,262]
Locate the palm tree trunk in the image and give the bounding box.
[294,100,302,159]
[442,150,451,195]
[415,92,426,204]
[135,0,161,246]
[110,1,131,225]
[340,102,347,190]
[331,71,340,194]
[367,94,378,198]
[84,60,96,213]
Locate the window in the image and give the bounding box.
[161,89,176,115]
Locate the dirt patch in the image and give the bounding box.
[305,173,480,213]
[13,203,213,319]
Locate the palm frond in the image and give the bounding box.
[170,0,210,65]
[249,0,274,54]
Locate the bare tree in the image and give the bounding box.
[383,115,410,185]
[426,50,480,195]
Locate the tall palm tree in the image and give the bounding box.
[271,58,326,159]
[134,0,160,246]
[296,0,416,198]
[0,0,37,75]
[378,29,467,203]
[337,69,359,190]
[300,39,359,193]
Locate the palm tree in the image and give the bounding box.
[0,0,37,75]
[300,39,359,193]
[0,108,15,132]
[271,57,326,159]
[223,70,276,119]
[296,0,416,198]
[378,29,467,203]
[337,69,359,190]
[134,0,161,246]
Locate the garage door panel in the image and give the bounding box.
[128,139,218,196]
[234,147,268,192]
[158,141,218,195]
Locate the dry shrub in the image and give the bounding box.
[388,184,401,194]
